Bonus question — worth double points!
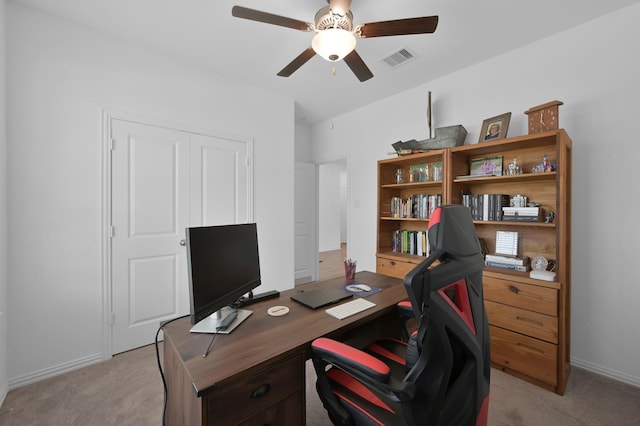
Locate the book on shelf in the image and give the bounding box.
[391,194,442,219]
[462,193,509,221]
[392,229,429,257]
[485,254,530,266]
[485,260,531,272]
[495,231,519,257]
[502,206,542,222]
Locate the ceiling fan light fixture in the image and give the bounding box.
[312,28,356,62]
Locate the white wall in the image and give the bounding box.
[0,0,9,405]
[5,4,294,385]
[311,4,640,387]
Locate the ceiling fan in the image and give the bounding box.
[231,0,438,82]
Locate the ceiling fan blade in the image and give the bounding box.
[343,50,373,82]
[277,48,317,77]
[359,16,439,38]
[232,6,312,31]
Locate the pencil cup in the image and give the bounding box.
[344,260,356,282]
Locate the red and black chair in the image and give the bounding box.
[311,204,491,425]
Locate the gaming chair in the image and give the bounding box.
[311,204,491,425]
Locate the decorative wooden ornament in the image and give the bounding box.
[524,100,563,134]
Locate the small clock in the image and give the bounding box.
[532,256,549,271]
[524,100,563,134]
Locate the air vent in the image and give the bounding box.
[381,47,416,68]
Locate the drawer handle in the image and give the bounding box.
[508,285,543,300]
[516,342,545,354]
[516,316,544,327]
[250,383,271,399]
[390,261,396,266]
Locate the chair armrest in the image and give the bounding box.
[312,337,390,383]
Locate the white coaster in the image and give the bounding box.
[267,306,290,317]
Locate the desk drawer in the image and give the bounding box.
[205,354,304,424]
[490,325,557,386]
[484,276,558,316]
[376,256,416,278]
[486,300,558,344]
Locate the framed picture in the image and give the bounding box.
[479,112,511,142]
[469,156,503,177]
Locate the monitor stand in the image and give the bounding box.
[190,306,253,334]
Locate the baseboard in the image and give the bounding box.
[0,381,7,409]
[571,356,640,388]
[8,353,103,390]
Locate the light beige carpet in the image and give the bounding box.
[1,343,639,425]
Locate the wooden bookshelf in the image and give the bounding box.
[376,129,572,394]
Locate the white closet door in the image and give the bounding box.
[111,120,190,354]
[109,120,251,354]
[190,133,252,226]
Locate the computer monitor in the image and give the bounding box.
[186,223,261,333]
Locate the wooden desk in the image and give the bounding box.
[162,271,406,425]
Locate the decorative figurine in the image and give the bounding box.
[545,211,555,223]
[505,158,522,175]
[532,154,556,173]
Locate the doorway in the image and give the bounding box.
[318,159,348,280]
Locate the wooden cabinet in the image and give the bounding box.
[376,129,572,394]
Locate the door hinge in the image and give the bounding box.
[109,226,114,238]
[109,138,115,151]
[109,313,114,326]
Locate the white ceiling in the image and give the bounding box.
[9,0,640,124]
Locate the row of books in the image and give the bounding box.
[392,229,430,257]
[462,193,510,221]
[484,253,531,272]
[391,194,442,219]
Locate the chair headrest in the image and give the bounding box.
[427,205,481,259]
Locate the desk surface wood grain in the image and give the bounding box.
[162,271,406,396]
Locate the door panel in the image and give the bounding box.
[111,119,189,354]
[191,134,251,226]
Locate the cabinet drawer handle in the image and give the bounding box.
[508,285,543,300]
[516,342,545,354]
[516,316,544,327]
[250,383,271,399]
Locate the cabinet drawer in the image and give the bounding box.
[205,355,304,424]
[490,325,557,386]
[486,300,558,344]
[376,257,416,278]
[484,276,558,316]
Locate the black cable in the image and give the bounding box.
[202,332,218,357]
[155,315,188,426]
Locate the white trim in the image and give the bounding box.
[8,353,103,390]
[571,357,640,388]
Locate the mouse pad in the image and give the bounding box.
[290,287,353,309]
[341,282,382,297]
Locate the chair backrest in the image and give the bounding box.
[402,204,490,425]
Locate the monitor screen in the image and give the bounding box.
[186,223,261,326]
